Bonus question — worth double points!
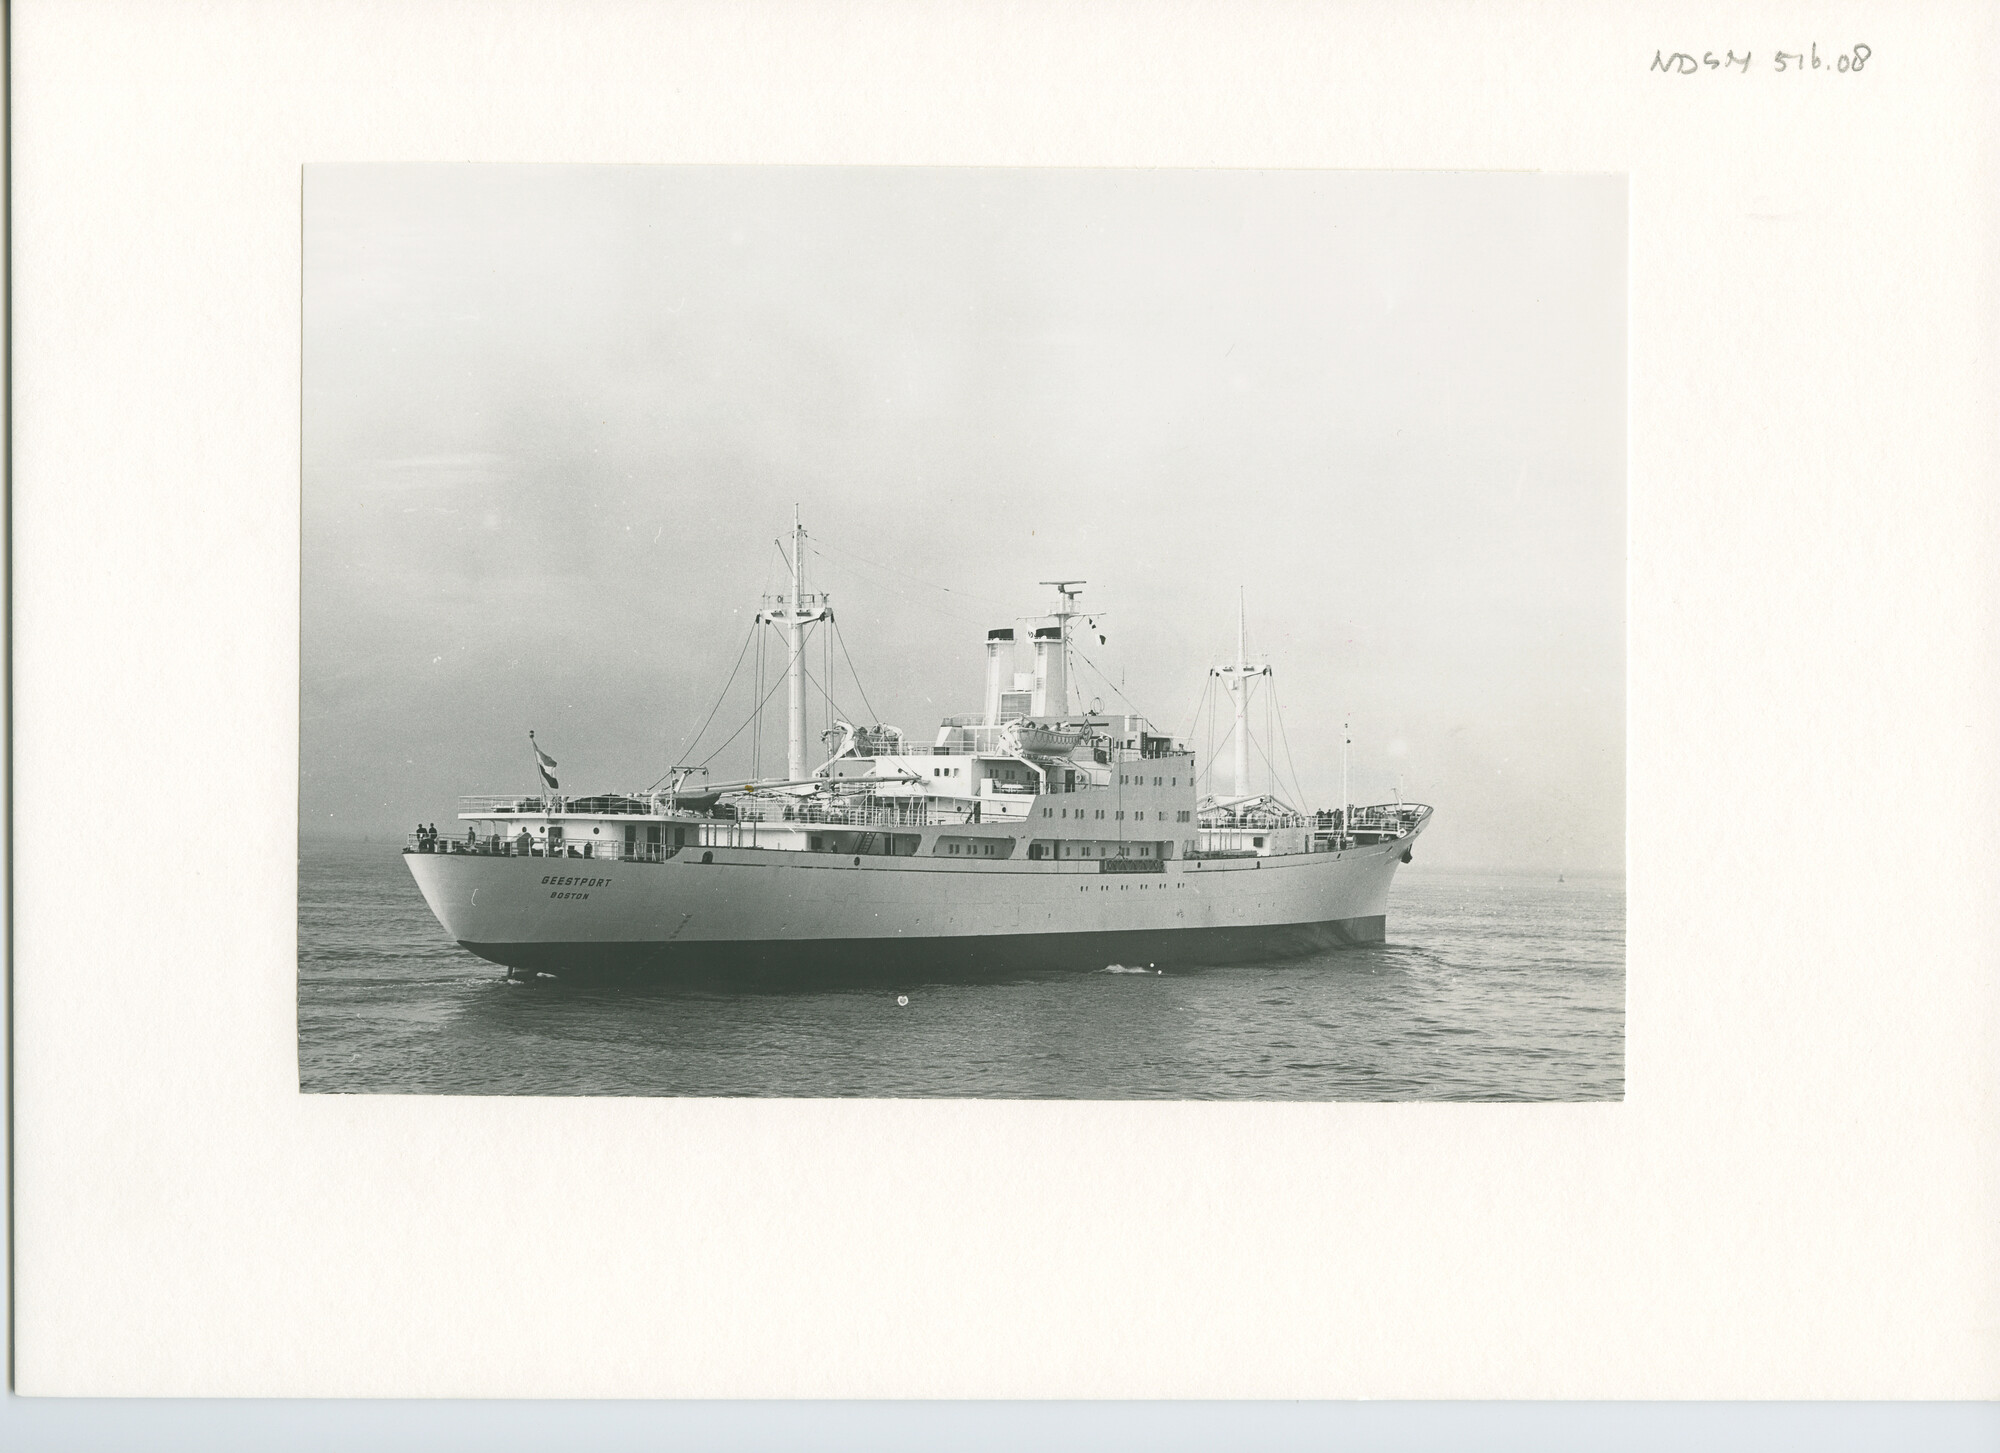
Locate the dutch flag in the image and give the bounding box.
[530,732,559,790]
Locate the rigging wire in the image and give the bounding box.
[697,608,840,775]
[800,659,858,733]
[810,532,1016,613]
[748,538,793,783]
[651,615,759,790]
[1175,671,1213,749]
[1264,677,1274,798]
[751,623,765,780]
[698,654,863,779]
[1202,679,1217,791]
[1070,643,1144,718]
[1201,717,1239,791]
[1249,732,1289,807]
[831,615,881,724]
[700,634,802,772]
[807,547,991,629]
[1269,678,1313,811]
[644,528,891,789]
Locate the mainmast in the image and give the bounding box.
[1212,588,1271,799]
[1235,594,1249,797]
[756,507,832,782]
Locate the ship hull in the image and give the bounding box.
[454,915,1385,983]
[404,825,1424,982]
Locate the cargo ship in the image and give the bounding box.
[403,515,1430,979]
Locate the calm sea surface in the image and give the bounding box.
[298,840,1623,1100]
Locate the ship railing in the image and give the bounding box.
[407,831,685,862]
[454,793,664,816]
[1322,803,1431,832]
[1199,808,1310,829]
[933,724,1111,756]
[727,797,940,829]
[1301,802,1433,847]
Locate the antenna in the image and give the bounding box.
[1039,580,1087,614]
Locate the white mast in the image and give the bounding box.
[756,506,831,783]
[786,509,807,780]
[1210,588,1270,800]
[1234,591,1250,798]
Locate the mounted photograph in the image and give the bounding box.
[300,165,1625,1098]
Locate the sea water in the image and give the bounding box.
[298,840,1623,1100]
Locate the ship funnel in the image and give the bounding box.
[984,629,1014,726]
[1031,625,1067,718]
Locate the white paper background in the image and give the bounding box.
[12,0,1997,1398]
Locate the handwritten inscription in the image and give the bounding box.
[1651,44,1870,74]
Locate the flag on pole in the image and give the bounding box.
[530,732,558,790]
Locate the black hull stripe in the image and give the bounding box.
[459,915,1387,981]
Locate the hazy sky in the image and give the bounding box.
[303,167,1624,871]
